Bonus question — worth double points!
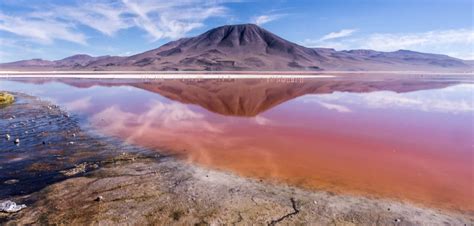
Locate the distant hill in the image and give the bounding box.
[1,24,472,72]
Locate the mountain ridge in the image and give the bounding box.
[1,24,472,72]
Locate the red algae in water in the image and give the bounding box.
[1,77,472,213]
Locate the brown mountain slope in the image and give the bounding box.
[1,24,472,72]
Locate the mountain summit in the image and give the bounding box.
[1,24,472,72]
[119,23,324,71]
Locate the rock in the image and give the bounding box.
[0,92,15,106]
[69,141,74,145]
[90,164,99,169]
[395,218,401,223]
[0,200,26,213]
[14,138,20,145]
[5,134,10,140]
[42,141,46,145]
[95,196,104,202]
[60,163,88,176]
[4,179,19,185]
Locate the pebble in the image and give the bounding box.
[14,138,20,145]
[0,200,26,213]
[90,164,99,169]
[5,134,10,140]
[4,179,19,185]
[95,196,104,202]
[395,218,401,223]
[69,141,74,145]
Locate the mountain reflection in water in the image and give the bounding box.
[1,75,472,212]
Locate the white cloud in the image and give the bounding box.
[301,97,352,113]
[77,0,227,40]
[319,29,357,41]
[0,13,87,45]
[303,28,474,59]
[359,29,474,52]
[90,101,222,145]
[65,96,92,111]
[48,2,130,37]
[253,14,284,26]
[254,115,272,125]
[312,84,474,114]
[0,0,229,44]
[318,102,352,113]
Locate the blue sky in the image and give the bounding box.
[0,0,473,63]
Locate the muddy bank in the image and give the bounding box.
[0,92,156,199]
[0,93,472,225]
[3,154,472,225]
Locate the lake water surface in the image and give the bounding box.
[1,75,472,212]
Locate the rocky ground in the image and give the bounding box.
[1,92,472,225]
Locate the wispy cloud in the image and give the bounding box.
[303,28,474,59]
[91,101,223,145]
[301,97,352,113]
[119,0,228,40]
[319,29,357,41]
[312,84,474,114]
[301,28,357,50]
[0,13,87,45]
[254,115,272,125]
[0,0,229,44]
[252,14,284,26]
[318,102,352,113]
[359,29,474,52]
[44,2,130,37]
[64,96,92,111]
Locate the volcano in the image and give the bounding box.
[1,24,472,72]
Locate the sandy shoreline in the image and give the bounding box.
[0,92,472,225]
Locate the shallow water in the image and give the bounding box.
[0,75,472,212]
